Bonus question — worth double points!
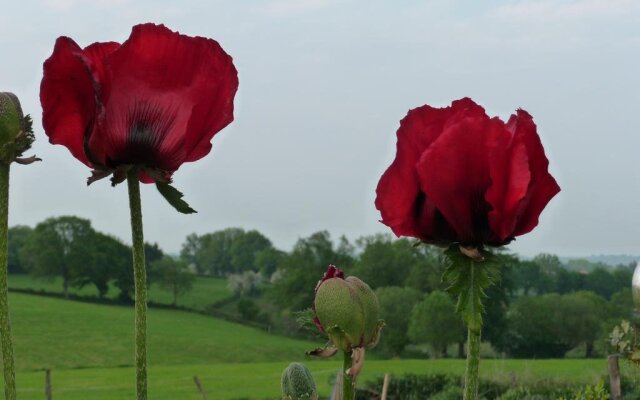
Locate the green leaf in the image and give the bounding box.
[442,246,502,331]
[156,182,197,214]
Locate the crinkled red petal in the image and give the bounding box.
[40,37,98,166]
[95,23,238,177]
[509,110,561,236]
[375,98,485,241]
[416,107,500,245]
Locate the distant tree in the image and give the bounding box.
[186,228,273,276]
[533,253,563,274]
[609,288,634,320]
[404,246,446,293]
[505,292,605,358]
[504,294,571,358]
[559,291,606,357]
[353,235,419,289]
[512,260,552,295]
[611,266,634,295]
[7,225,32,274]
[408,291,464,357]
[254,247,285,277]
[376,286,422,356]
[74,232,129,298]
[229,230,273,273]
[584,268,618,299]
[20,216,94,298]
[180,233,202,272]
[269,231,353,311]
[151,256,195,306]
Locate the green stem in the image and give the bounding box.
[127,170,147,400]
[0,164,16,400]
[464,327,481,400]
[463,259,480,400]
[342,351,354,400]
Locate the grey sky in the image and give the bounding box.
[1,0,639,257]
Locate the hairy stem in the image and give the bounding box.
[342,351,354,400]
[127,170,147,400]
[464,327,481,400]
[463,260,480,400]
[0,164,15,400]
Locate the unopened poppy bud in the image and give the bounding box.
[0,92,36,164]
[313,265,384,353]
[281,362,317,400]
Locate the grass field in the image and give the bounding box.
[0,359,622,400]
[7,293,313,370]
[7,274,232,310]
[1,287,632,399]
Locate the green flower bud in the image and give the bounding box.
[313,265,384,353]
[0,92,36,164]
[281,362,317,400]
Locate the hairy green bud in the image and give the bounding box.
[0,92,36,164]
[281,362,317,400]
[313,266,384,353]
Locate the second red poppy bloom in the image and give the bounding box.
[375,98,560,248]
[40,23,239,186]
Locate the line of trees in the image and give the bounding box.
[9,216,193,305]
[8,218,637,359]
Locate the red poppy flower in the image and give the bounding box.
[375,98,560,247]
[40,23,238,185]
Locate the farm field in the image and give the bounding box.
[0,359,618,400]
[0,289,631,399]
[7,274,232,310]
[6,293,311,370]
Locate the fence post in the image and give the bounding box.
[608,354,622,400]
[193,375,208,400]
[331,372,343,400]
[45,369,52,400]
[381,374,390,400]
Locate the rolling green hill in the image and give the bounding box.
[7,292,313,371]
[8,274,232,310]
[0,293,621,399]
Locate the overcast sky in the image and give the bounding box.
[0,0,638,257]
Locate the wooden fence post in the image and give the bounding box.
[331,372,343,400]
[608,354,622,400]
[45,369,52,400]
[193,375,208,400]
[381,374,390,400]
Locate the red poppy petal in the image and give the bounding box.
[80,42,120,166]
[82,41,120,91]
[509,110,561,236]
[485,120,532,242]
[96,23,238,175]
[41,37,98,166]
[416,114,499,244]
[375,100,472,238]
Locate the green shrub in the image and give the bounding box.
[558,382,609,400]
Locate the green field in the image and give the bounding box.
[8,274,232,310]
[0,290,628,399]
[0,359,619,400]
[7,293,313,370]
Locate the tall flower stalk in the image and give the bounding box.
[0,92,40,400]
[127,169,148,398]
[375,98,560,399]
[39,24,238,399]
[0,163,15,400]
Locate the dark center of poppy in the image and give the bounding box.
[106,102,177,170]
